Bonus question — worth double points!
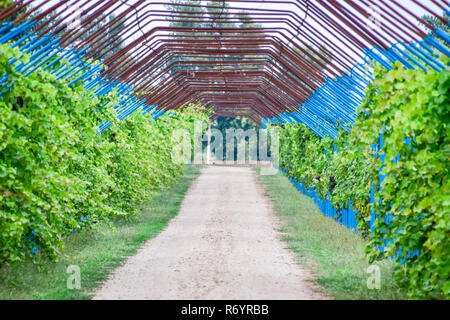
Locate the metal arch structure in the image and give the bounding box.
[0,0,449,137]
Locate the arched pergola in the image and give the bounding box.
[0,0,448,136]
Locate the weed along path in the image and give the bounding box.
[93,166,325,300]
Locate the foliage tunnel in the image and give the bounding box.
[0,0,448,299]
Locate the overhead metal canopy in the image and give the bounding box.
[0,0,448,136]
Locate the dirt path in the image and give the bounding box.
[93,166,325,300]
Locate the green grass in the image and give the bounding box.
[0,165,202,300]
[256,169,406,300]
